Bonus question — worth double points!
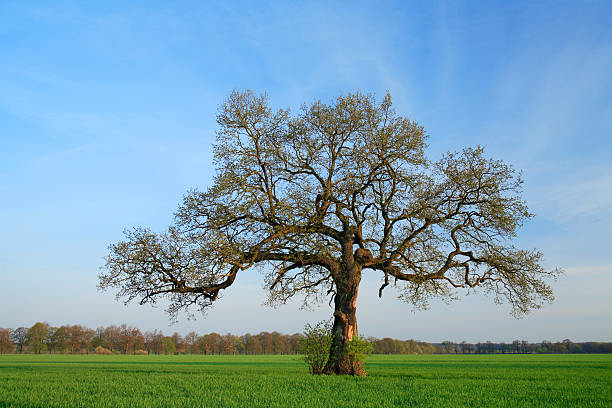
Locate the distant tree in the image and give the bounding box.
[0,328,15,354]
[270,332,289,355]
[221,334,237,355]
[244,333,263,355]
[288,333,305,354]
[91,327,105,350]
[404,340,414,353]
[49,326,69,354]
[143,330,165,355]
[118,324,142,354]
[377,338,395,354]
[143,331,153,353]
[26,322,49,354]
[241,333,252,354]
[442,341,456,354]
[198,333,222,355]
[552,340,567,354]
[584,342,598,353]
[184,331,198,354]
[100,90,561,375]
[563,339,582,353]
[234,335,246,355]
[171,332,184,354]
[420,341,436,354]
[260,332,274,355]
[153,330,165,355]
[134,331,145,352]
[592,342,612,353]
[162,337,176,355]
[104,325,122,352]
[118,324,130,353]
[66,325,90,354]
[521,340,530,354]
[46,327,59,353]
[83,328,95,353]
[11,327,27,353]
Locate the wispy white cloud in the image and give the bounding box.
[564,263,612,277]
[487,41,612,159]
[542,172,612,221]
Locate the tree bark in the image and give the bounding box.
[324,251,366,376]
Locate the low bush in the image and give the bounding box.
[302,320,333,375]
[94,346,112,355]
[342,335,373,375]
[134,349,148,355]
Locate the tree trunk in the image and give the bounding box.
[324,266,366,376]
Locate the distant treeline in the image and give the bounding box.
[431,339,612,354]
[1,323,610,355]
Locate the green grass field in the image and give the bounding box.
[1,354,611,407]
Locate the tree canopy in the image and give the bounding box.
[100,90,560,375]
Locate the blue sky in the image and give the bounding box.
[1,0,611,342]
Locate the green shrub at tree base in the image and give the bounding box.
[342,336,373,374]
[302,320,333,375]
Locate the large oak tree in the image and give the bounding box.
[100,91,560,375]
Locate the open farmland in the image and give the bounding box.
[1,354,611,407]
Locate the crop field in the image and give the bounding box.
[0,354,611,407]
